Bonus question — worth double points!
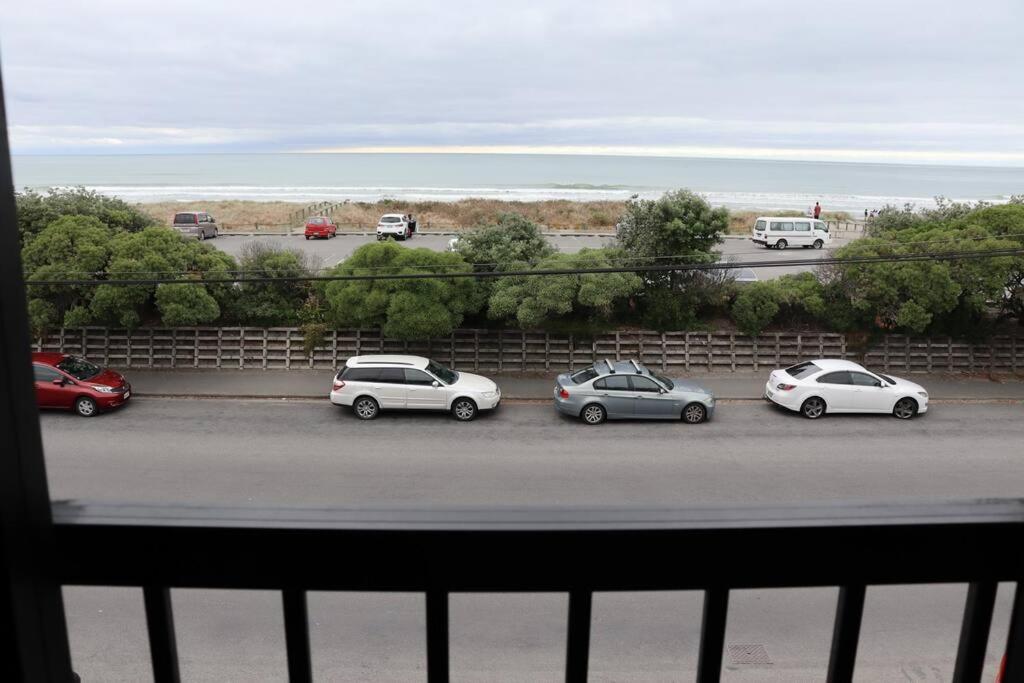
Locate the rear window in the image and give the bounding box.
[570,366,599,383]
[785,361,820,379]
[308,217,326,225]
[380,216,402,223]
[174,213,197,224]
[341,367,380,382]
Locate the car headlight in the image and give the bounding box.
[482,390,498,398]
[917,391,928,398]
[92,385,116,393]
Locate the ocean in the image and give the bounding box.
[11,153,1024,215]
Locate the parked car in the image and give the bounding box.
[376,213,412,241]
[764,358,928,419]
[750,216,830,249]
[172,211,219,240]
[330,355,500,421]
[304,216,337,240]
[447,236,460,252]
[553,359,715,425]
[32,352,131,417]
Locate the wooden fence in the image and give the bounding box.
[33,328,1023,374]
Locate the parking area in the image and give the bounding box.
[209,232,856,279]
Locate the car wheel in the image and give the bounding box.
[197,230,206,241]
[893,397,918,420]
[581,403,606,425]
[813,239,824,249]
[353,396,379,420]
[452,398,477,421]
[800,396,826,419]
[305,235,310,240]
[75,396,98,417]
[682,403,707,424]
[776,239,787,250]
[213,228,218,238]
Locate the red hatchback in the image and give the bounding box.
[32,353,131,417]
[304,216,337,240]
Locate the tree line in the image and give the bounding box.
[17,187,1024,344]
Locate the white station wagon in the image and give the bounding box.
[330,355,500,421]
[751,216,831,249]
[764,359,929,419]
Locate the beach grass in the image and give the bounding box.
[138,199,852,233]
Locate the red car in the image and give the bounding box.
[32,353,131,417]
[304,216,337,240]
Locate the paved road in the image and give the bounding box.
[209,233,855,280]
[45,400,1018,681]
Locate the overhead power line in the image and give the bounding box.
[24,247,1024,287]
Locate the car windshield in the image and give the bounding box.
[427,360,458,384]
[308,217,325,224]
[56,356,101,381]
[173,213,197,224]
[785,361,820,379]
[877,373,896,384]
[381,216,402,223]
[652,373,674,390]
[570,366,599,383]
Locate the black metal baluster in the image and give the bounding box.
[826,584,866,683]
[426,590,449,682]
[143,586,180,683]
[953,581,997,683]
[1002,581,1024,683]
[697,588,729,683]
[282,589,312,683]
[566,590,593,683]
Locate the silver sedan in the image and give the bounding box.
[553,359,715,425]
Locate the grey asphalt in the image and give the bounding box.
[209,232,856,280]
[119,367,1024,401]
[43,399,1023,681]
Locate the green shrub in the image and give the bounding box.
[731,283,780,336]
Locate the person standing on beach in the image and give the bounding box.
[864,208,869,220]
[814,202,822,219]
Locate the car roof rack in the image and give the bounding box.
[629,359,641,373]
[604,359,615,373]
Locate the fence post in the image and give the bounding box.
[126,331,132,369]
[355,329,362,357]
[684,332,690,371]
[103,328,110,366]
[905,337,910,372]
[286,330,292,370]
[217,329,223,369]
[450,333,455,369]
[841,334,847,360]
[706,332,712,371]
[545,332,550,371]
[169,329,177,369]
[569,334,575,371]
[796,333,802,361]
[615,331,620,360]
[239,328,245,369]
[818,334,824,358]
[262,329,268,370]
[661,333,667,372]
[522,331,527,371]
[332,330,338,369]
[884,336,890,371]
[729,334,735,372]
[1013,336,1018,374]
[474,330,480,371]
[752,336,758,372]
[775,333,781,366]
[926,338,932,372]
[194,329,199,368]
[498,331,504,372]
[948,336,953,372]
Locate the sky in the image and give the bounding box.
[1,0,1023,164]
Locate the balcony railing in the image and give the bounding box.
[48,498,1024,682]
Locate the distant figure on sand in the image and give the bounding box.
[814,202,822,219]
[864,209,869,219]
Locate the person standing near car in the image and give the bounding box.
[814,202,822,219]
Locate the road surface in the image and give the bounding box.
[209,233,855,281]
[46,399,1019,681]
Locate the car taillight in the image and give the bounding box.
[558,387,570,399]
[776,383,796,391]
[333,380,345,390]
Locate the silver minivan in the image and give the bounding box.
[751,216,830,249]
[173,211,219,240]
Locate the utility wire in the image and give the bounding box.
[25,247,1024,287]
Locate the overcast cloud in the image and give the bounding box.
[1,0,1022,163]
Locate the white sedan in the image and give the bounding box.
[764,358,928,419]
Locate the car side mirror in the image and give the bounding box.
[432,381,440,388]
[52,378,65,386]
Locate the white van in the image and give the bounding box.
[751,216,831,249]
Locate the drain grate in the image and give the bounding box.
[728,643,772,666]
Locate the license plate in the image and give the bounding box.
[124,390,130,399]
[766,389,773,398]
